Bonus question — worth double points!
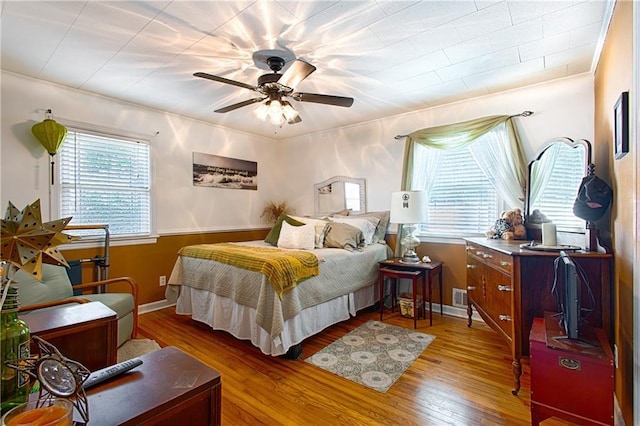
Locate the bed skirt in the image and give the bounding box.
[175,284,376,356]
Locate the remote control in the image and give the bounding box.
[83,358,143,389]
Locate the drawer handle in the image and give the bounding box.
[498,314,512,321]
[482,253,493,259]
[497,285,512,292]
[466,246,474,251]
[466,264,476,269]
[475,251,484,256]
[500,260,511,266]
[467,286,476,291]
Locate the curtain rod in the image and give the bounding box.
[393,110,534,140]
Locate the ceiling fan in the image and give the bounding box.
[194,56,354,125]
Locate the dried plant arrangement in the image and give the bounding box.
[261,201,293,224]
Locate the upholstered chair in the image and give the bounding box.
[13,264,138,347]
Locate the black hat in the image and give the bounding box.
[573,174,613,222]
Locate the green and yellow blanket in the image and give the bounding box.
[177,243,319,297]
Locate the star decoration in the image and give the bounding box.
[5,336,90,424]
[0,199,76,281]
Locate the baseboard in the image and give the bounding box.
[614,394,625,425]
[139,299,175,314]
[425,302,484,323]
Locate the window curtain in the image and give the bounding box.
[527,142,561,209]
[395,115,527,256]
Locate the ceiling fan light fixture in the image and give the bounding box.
[281,101,298,122]
[254,102,269,121]
[268,113,285,126]
[267,99,285,125]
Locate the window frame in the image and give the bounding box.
[54,126,156,247]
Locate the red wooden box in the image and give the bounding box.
[529,314,614,425]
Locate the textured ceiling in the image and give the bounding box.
[1,1,612,139]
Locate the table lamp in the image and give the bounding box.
[390,191,427,263]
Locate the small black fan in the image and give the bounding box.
[194,55,354,124]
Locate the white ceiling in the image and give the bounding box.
[1,1,612,139]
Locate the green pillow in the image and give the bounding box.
[264,214,305,246]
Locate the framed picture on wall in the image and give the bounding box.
[614,91,629,160]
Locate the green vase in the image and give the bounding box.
[0,285,31,416]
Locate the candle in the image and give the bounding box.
[542,223,557,246]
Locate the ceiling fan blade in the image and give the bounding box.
[277,60,316,89]
[194,72,256,91]
[214,97,266,113]
[292,92,354,107]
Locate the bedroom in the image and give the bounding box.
[0,1,637,425]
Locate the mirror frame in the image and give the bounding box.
[524,137,592,238]
[314,176,366,217]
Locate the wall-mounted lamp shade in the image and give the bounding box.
[390,191,427,224]
[32,110,68,155]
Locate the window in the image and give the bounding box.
[344,182,361,212]
[58,130,151,238]
[408,122,522,238]
[415,146,501,236]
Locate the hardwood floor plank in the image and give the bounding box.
[137,307,575,425]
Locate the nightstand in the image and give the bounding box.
[378,258,444,327]
[20,301,117,371]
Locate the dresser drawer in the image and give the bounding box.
[466,243,512,274]
[485,269,513,339]
[466,255,483,285]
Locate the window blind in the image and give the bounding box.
[420,147,499,236]
[59,131,151,237]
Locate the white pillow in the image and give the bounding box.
[329,217,378,245]
[289,215,329,248]
[277,221,316,250]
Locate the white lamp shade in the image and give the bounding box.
[390,191,427,224]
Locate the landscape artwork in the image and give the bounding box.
[192,152,258,190]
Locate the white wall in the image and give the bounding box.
[280,74,596,218]
[1,71,595,234]
[1,71,282,234]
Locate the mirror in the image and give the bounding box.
[525,138,592,235]
[314,176,366,217]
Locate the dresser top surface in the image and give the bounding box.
[464,237,611,258]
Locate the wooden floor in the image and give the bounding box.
[138,307,574,425]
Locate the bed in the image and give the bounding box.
[165,212,391,358]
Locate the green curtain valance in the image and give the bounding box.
[400,115,527,191]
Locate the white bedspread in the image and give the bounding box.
[166,241,389,338]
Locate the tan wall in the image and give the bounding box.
[594,1,634,423]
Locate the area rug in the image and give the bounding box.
[305,320,435,392]
[117,338,161,362]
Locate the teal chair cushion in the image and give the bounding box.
[13,264,74,306]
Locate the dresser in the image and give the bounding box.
[464,237,612,395]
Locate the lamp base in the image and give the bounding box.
[400,250,420,264]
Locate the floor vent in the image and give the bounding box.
[452,288,468,308]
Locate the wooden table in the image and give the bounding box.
[378,258,444,327]
[20,301,117,371]
[83,346,221,426]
